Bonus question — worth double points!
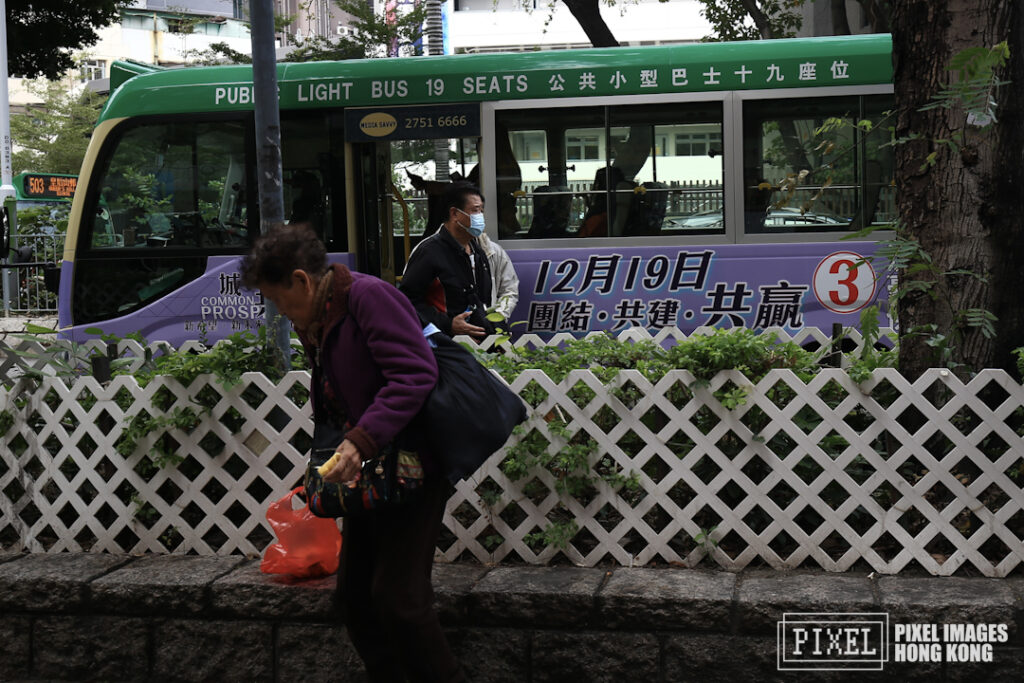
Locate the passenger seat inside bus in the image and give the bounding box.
[527,185,572,238]
[625,181,668,236]
[580,167,668,237]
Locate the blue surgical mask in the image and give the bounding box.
[458,209,485,237]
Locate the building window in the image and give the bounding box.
[674,132,722,156]
[566,134,600,161]
[79,60,105,84]
[512,131,547,161]
[655,134,669,156]
[167,17,196,34]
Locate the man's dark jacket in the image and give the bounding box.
[399,226,495,336]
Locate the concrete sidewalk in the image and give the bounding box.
[0,551,1022,682]
[0,316,56,334]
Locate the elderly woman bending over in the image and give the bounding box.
[241,224,464,682]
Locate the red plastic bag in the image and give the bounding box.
[261,487,342,579]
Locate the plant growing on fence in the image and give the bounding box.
[660,327,821,398]
[102,326,305,473]
[694,526,719,555]
[5,323,134,387]
[1,324,307,529]
[481,329,829,559]
[524,517,580,552]
[122,325,306,389]
[0,408,13,439]
[116,406,202,470]
[8,320,1023,561]
[844,305,898,385]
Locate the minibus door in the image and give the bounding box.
[345,104,482,285]
[351,137,449,286]
[351,140,394,282]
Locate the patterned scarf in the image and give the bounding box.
[303,268,334,346]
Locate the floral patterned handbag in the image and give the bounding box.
[302,365,425,519]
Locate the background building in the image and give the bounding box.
[8,1,251,112]
[277,0,358,46]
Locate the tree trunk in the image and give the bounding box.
[892,0,1023,377]
[560,0,619,47]
[860,0,892,33]
[831,0,852,34]
[988,4,1024,372]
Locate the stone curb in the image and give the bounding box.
[2,553,1024,682]
[2,554,1022,632]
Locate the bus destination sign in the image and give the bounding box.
[21,174,77,200]
[344,104,480,142]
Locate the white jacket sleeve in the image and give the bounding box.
[483,237,520,320]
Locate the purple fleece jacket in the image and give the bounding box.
[299,265,438,465]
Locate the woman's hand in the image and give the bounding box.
[322,439,362,484]
[451,310,485,339]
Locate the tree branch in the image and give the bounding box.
[739,0,776,39]
[560,0,620,47]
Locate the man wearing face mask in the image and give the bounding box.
[399,182,499,339]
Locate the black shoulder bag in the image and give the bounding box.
[415,331,528,483]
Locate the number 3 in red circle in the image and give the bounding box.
[813,251,877,314]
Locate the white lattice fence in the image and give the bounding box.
[3,364,1022,576]
[0,338,51,382]
[0,372,314,555]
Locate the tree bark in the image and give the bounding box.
[831,0,852,34]
[560,0,620,47]
[860,0,892,33]
[892,0,1022,377]
[987,3,1024,372]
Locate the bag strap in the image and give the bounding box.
[310,352,348,430]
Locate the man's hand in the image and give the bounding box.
[451,310,486,339]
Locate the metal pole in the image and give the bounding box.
[250,0,290,369]
[0,0,13,196]
[1,0,18,315]
[1,198,15,314]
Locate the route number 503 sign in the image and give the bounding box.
[813,251,877,314]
